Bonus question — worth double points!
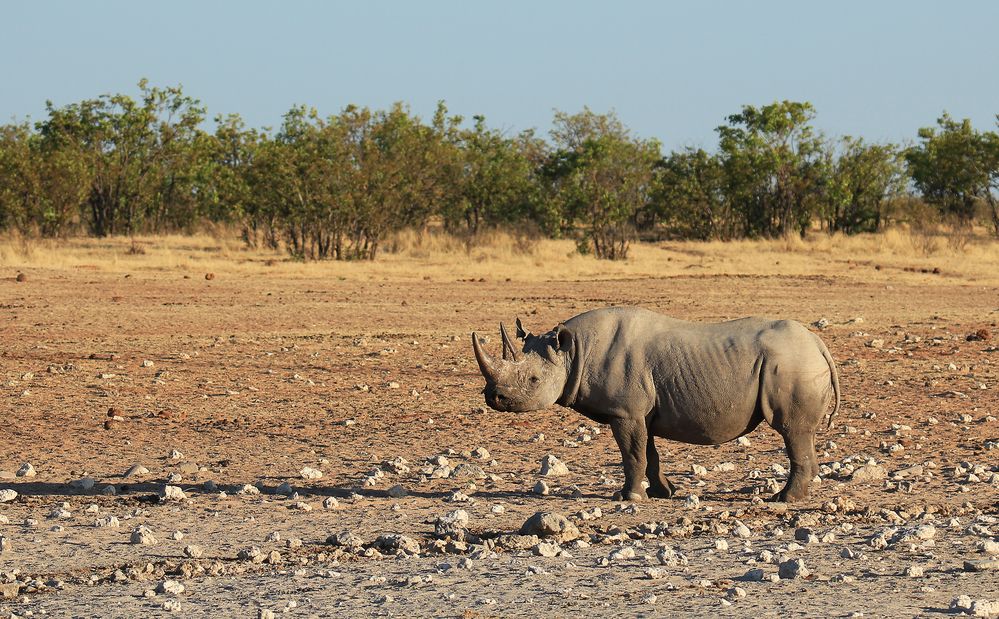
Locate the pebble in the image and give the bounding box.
[300,467,323,480]
[16,463,35,478]
[130,526,157,545]
[533,480,550,495]
[94,516,119,528]
[778,558,809,579]
[851,464,887,482]
[157,580,185,595]
[70,477,96,491]
[608,546,636,561]
[539,455,569,476]
[322,497,338,509]
[236,484,260,495]
[124,464,150,478]
[0,489,17,503]
[387,484,408,498]
[434,510,469,540]
[169,450,184,460]
[533,542,561,557]
[471,447,490,459]
[184,545,204,558]
[162,485,187,501]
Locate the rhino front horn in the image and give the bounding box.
[500,323,519,361]
[471,333,500,382]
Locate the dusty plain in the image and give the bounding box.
[1,232,998,618]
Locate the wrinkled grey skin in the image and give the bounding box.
[472,307,840,503]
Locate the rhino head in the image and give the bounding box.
[471,318,573,412]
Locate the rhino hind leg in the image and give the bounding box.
[769,429,818,503]
[645,435,677,499]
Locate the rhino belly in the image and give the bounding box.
[649,384,761,446]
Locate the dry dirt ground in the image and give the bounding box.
[1,237,998,618]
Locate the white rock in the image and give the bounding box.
[322,497,338,509]
[157,580,185,595]
[94,516,120,528]
[162,485,187,501]
[0,489,17,503]
[300,467,323,480]
[608,546,636,561]
[471,447,490,459]
[539,455,569,476]
[131,526,157,545]
[184,545,204,558]
[533,480,550,495]
[169,450,184,460]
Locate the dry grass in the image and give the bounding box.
[2,227,998,284]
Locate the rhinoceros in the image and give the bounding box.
[471,307,840,503]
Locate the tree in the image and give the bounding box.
[717,101,825,237]
[547,108,660,259]
[652,148,732,240]
[821,137,908,234]
[442,115,538,237]
[905,113,994,226]
[36,80,206,236]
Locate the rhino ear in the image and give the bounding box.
[515,318,528,340]
[553,323,573,352]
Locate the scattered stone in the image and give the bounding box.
[520,512,580,542]
[70,477,96,491]
[236,484,260,496]
[16,463,35,478]
[435,510,469,540]
[905,565,925,578]
[533,541,561,557]
[387,484,408,498]
[376,534,421,555]
[851,464,887,483]
[778,558,809,579]
[157,580,185,595]
[743,568,766,581]
[162,485,186,501]
[130,526,157,545]
[539,455,569,476]
[94,516,119,528]
[184,545,204,559]
[274,482,294,495]
[657,546,689,567]
[471,447,490,459]
[238,546,265,562]
[608,546,636,561]
[169,450,184,460]
[300,467,323,480]
[124,464,150,478]
[322,497,338,509]
[0,489,17,503]
[533,480,550,495]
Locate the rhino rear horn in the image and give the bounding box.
[515,318,528,340]
[500,323,519,361]
[471,333,500,382]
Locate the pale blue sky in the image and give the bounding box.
[3,1,998,149]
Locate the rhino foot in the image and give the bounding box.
[767,488,809,503]
[646,479,677,499]
[612,490,647,502]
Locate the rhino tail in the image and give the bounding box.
[817,338,841,430]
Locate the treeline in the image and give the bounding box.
[1,81,998,259]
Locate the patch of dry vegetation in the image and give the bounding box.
[2,227,998,284]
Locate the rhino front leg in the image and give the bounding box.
[610,416,649,502]
[645,435,677,499]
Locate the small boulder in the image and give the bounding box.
[520,512,580,542]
